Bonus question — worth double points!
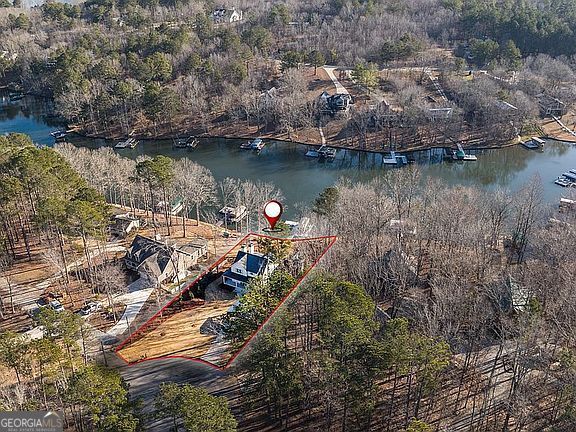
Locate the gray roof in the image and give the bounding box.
[233,251,269,275]
[125,235,173,276]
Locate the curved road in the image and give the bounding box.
[109,354,242,431]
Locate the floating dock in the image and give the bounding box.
[383,151,408,165]
[115,137,138,149]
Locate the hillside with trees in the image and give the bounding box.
[1,0,575,148]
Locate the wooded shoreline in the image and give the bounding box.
[68,127,559,155]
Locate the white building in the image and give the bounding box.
[212,7,243,24]
[222,243,276,295]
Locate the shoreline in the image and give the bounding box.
[5,86,576,153]
[69,129,563,155]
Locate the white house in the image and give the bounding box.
[110,214,140,237]
[222,243,276,295]
[212,7,243,24]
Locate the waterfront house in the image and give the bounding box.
[125,235,208,284]
[320,92,352,113]
[156,198,184,216]
[538,94,567,117]
[559,198,575,214]
[212,7,243,24]
[222,243,276,295]
[219,205,247,224]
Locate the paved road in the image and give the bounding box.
[109,355,242,431]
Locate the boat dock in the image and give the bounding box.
[115,137,138,149]
[240,138,265,151]
[306,145,337,159]
[50,130,67,141]
[554,169,576,187]
[451,144,477,161]
[173,136,198,149]
[521,137,545,150]
[382,151,408,166]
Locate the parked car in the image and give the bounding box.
[79,301,102,317]
[36,298,50,308]
[49,300,65,313]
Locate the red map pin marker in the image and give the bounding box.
[263,200,283,230]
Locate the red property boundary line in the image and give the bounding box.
[114,232,337,371]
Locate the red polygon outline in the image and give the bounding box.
[114,232,337,370]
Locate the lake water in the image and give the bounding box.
[2,92,576,216]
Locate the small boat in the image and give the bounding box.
[452,144,477,161]
[186,137,199,149]
[240,141,253,149]
[50,130,67,141]
[382,151,409,165]
[115,137,138,149]
[250,138,265,151]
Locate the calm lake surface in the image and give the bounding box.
[2,91,576,216]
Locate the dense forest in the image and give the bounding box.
[1,0,576,146]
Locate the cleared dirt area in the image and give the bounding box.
[541,111,576,142]
[117,300,234,362]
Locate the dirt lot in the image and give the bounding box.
[117,300,234,362]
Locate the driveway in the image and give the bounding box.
[323,66,349,95]
[106,278,154,338]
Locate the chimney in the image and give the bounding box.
[248,241,254,254]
